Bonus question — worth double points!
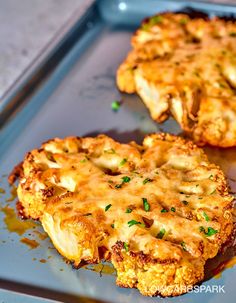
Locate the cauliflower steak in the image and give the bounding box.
[117,13,236,147]
[12,134,233,296]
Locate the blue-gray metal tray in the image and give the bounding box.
[0,1,236,302]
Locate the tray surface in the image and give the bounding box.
[0,0,236,302]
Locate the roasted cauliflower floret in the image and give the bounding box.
[11,134,233,296]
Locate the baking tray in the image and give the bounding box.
[0,0,236,302]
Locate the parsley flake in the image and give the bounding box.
[179,18,188,25]
[142,198,150,212]
[123,242,129,252]
[119,158,127,167]
[157,228,166,239]
[111,100,121,112]
[180,241,187,251]
[142,15,163,30]
[80,159,87,163]
[161,208,168,213]
[143,178,152,185]
[128,220,142,227]
[111,224,115,229]
[199,226,218,237]
[125,208,132,213]
[122,176,131,183]
[171,207,176,212]
[203,211,210,222]
[182,200,188,205]
[105,204,112,212]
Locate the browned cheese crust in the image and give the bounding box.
[12,134,233,296]
[116,13,236,147]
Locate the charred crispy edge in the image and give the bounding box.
[219,221,236,254]
[111,241,177,265]
[8,161,23,185]
[16,200,31,220]
[140,10,235,30]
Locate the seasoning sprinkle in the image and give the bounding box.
[171,207,176,212]
[182,200,188,205]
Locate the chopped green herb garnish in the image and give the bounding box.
[111,100,121,112]
[209,174,214,180]
[205,227,218,237]
[203,211,210,222]
[161,208,168,213]
[115,184,122,189]
[122,176,131,183]
[105,204,112,212]
[125,208,133,213]
[182,200,188,205]
[128,220,142,227]
[142,198,150,212]
[210,189,216,195]
[199,226,205,233]
[219,82,226,88]
[196,184,199,187]
[179,18,188,25]
[104,148,116,154]
[180,241,187,251]
[115,176,131,189]
[198,197,203,200]
[171,207,176,212]
[157,228,166,239]
[123,242,129,252]
[142,15,163,30]
[80,159,87,163]
[119,158,127,167]
[111,224,114,228]
[143,178,152,185]
[199,226,218,237]
[185,195,190,198]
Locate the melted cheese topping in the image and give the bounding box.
[16,134,233,296]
